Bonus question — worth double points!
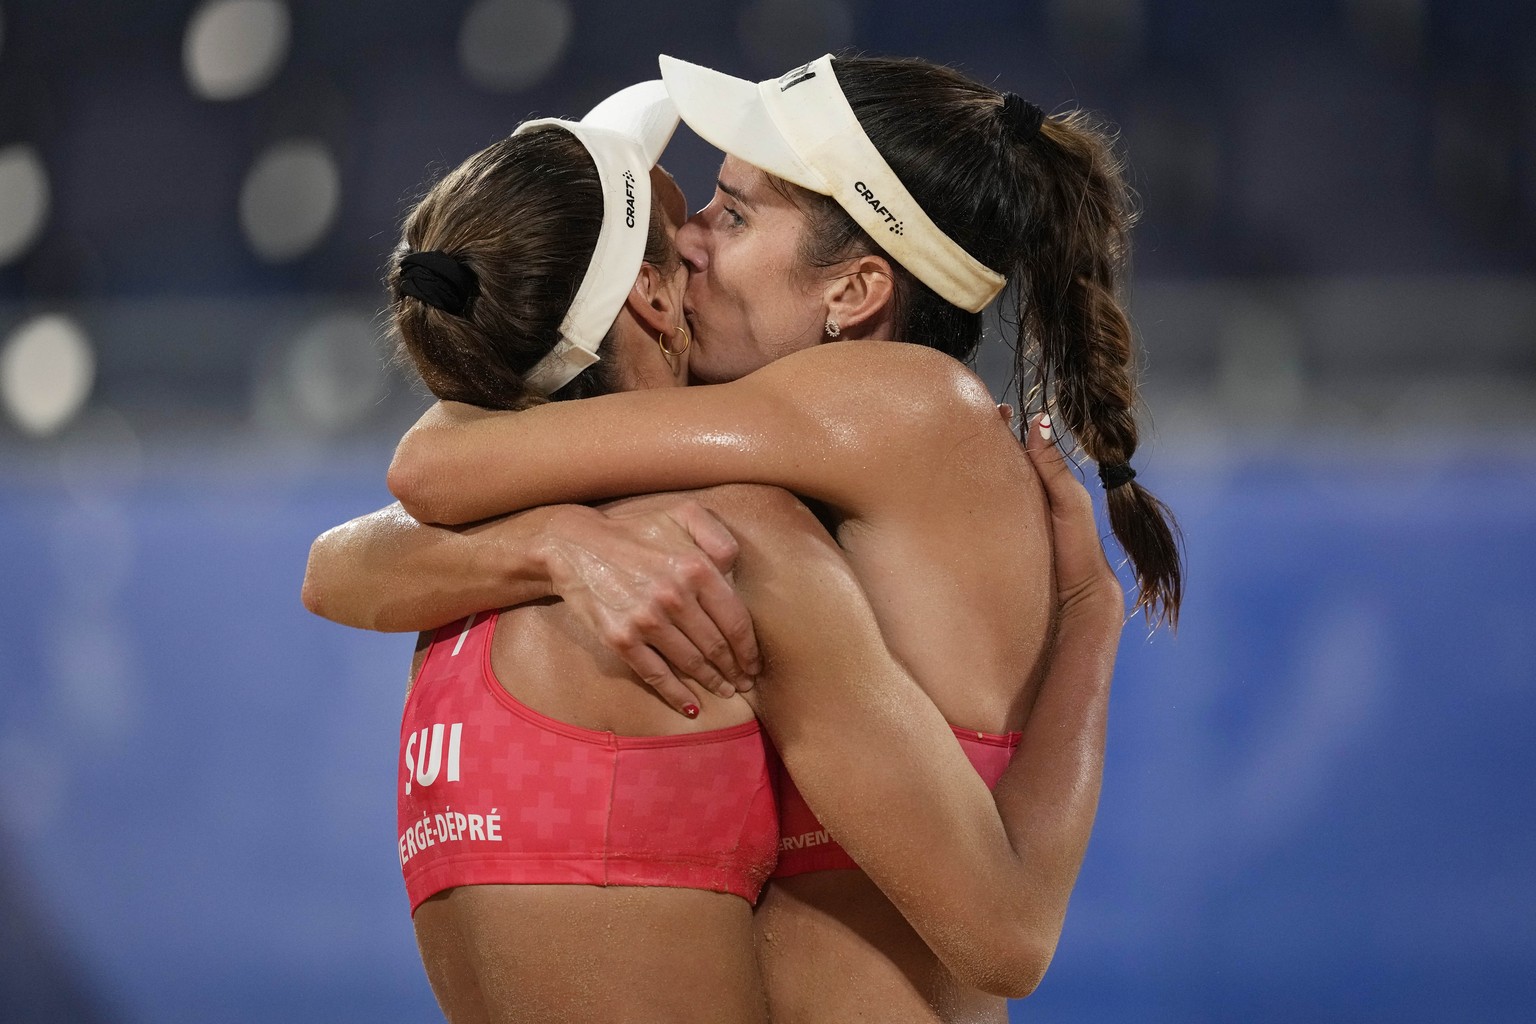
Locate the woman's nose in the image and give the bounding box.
[675,215,707,273]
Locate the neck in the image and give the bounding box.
[611,313,679,391]
[841,307,900,342]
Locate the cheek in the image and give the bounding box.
[723,236,803,317]
[708,238,754,307]
[744,282,805,334]
[688,223,822,378]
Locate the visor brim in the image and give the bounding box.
[659,55,825,193]
[580,80,679,165]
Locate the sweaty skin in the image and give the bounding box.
[409,415,1121,1024]
[390,341,1055,732]
[304,499,760,703]
[676,161,840,383]
[382,358,1105,1021]
[309,146,1119,1020]
[306,166,767,713]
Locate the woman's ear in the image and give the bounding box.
[623,261,681,338]
[822,254,896,339]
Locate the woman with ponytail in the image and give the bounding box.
[308,54,1179,1021]
[381,54,1180,628]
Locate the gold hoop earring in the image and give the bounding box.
[824,318,841,339]
[659,324,691,358]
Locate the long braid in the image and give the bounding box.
[783,56,1184,626]
[1018,110,1183,627]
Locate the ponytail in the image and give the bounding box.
[389,129,680,413]
[1017,111,1183,628]
[777,56,1184,626]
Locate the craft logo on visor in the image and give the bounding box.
[778,62,817,92]
[854,181,905,236]
[623,170,637,228]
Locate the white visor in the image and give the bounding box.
[512,81,680,395]
[659,53,1006,315]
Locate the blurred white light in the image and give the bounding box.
[1,313,95,437]
[239,139,340,262]
[738,0,852,75]
[459,0,572,93]
[0,143,51,266]
[183,0,291,101]
[264,310,388,433]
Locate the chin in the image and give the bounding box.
[685,349,735,385]
[688,366,730,386]
[686,324,765,384]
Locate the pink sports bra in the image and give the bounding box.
[398,611,779,912]
[772,725,1022,877]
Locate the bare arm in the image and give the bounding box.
[302,503,564,632]
[387,341,998,526]
[719,434,1121,998]
[983,414,1123,988]
[302,500,761,708]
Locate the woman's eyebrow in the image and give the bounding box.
[716,178,757,210]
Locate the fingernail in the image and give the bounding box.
[717,684,736,698]
[1039,414,1053,442]
[682,703,700,719]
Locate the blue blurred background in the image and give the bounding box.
[1,1,1532,1021]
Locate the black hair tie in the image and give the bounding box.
[999,92,1046,144]
[398,250,479,318]
[1098,462,1137,490]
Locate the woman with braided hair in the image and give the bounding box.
[306,55,1180,1022]
[386,54,1179,628]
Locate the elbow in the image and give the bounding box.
[952,923,1057,999]
[387,441,448,524]
[301,530,377,630]
[977,947,1051,1000]
[300,575,324,619]
[300,541,331,620]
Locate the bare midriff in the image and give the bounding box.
[416,885,768,1024]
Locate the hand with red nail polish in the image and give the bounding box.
[538,502,761,718]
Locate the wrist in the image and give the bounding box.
[526,505,603,594]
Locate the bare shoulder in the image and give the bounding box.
[757,341,1000,434]
[632,488,823,537]
[767,341,995,405]
[604,485,834,554]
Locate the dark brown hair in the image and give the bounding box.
[388,127,678,411]
[783,56,1183,627]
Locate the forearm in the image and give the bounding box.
[891,603,1118,996]
[987,599,1121,972]
[387,403,535,525]
[386,398,707,525]
[301,502,566,632]
[384,350,945,527]
[723,493,1063,995]
[386,394,793,526]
